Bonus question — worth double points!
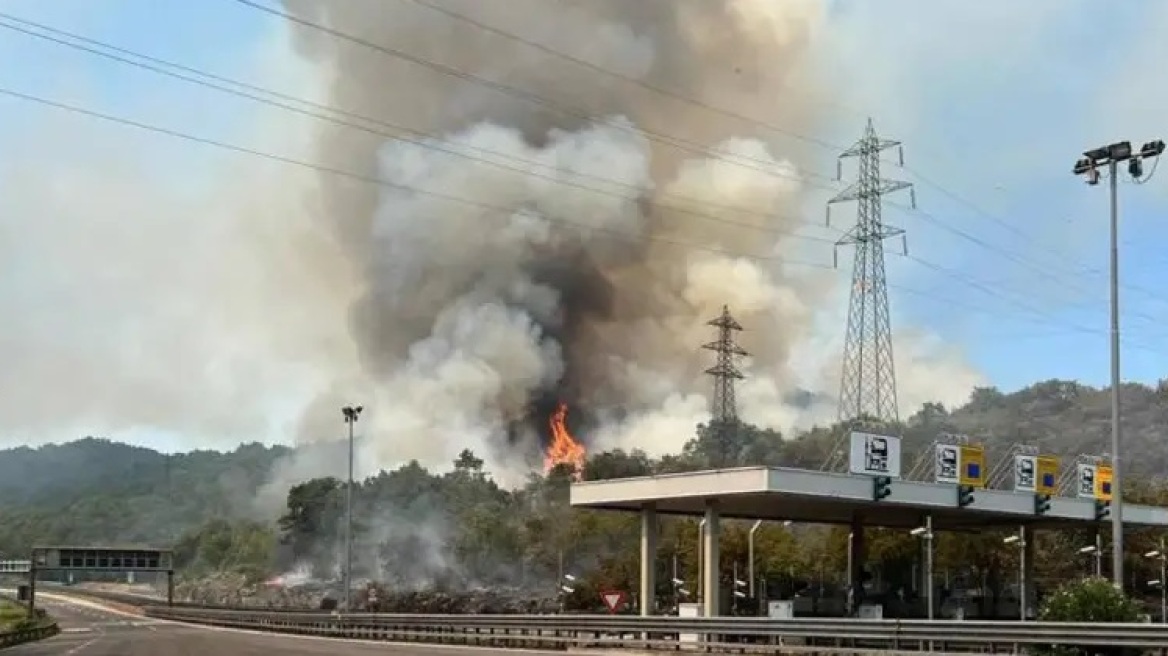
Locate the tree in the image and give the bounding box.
[8,376,1168,608]
[277,477,341,575]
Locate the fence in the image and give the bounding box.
[143,605,1168,652]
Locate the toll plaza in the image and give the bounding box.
[569,432,1164,619]
[25,546,175,612]
[0,560,31,574]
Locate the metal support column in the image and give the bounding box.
[925,515,934,621]
[1021,526,1035,619]
[640,506,658,616]
[702,502,720,618]
[849,516,865,614]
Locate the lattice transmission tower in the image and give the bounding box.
[826,118,916,426]
[703,305,747,467]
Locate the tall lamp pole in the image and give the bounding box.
[1145,540,1167,623]
[1004,528,1026,620]
[342,404,363,611]
[1073,139,1165,589]
[911,520,934,620]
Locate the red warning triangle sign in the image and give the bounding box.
[600,590,627,613]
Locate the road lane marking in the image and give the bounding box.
[38,592,565,653]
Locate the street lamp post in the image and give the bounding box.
[1079,540,1104,578]
[846,531,855,616]
[559,572,577,612]
[1003,528,1026,621]
[748,520,762,599]
[696,519,706,602]
[1073,139,1166,589]
[1145,540,1167,623]
[341,405,363,611]
[911,519,934,620]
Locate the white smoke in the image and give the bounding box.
[0,0,982,484]
[265,0,983,483]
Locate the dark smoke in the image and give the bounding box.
[278,0,845,479]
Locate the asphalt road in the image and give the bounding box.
[7,593,564,656]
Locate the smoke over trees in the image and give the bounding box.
[271,0,982,484]
[0,0,979,491]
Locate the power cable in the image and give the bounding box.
[0,85,830,270]
[0,13,836,247]
[223,0,1168,328]
[403,0,845,153]
[401,0,1165,313]
[0,83,1155,354]
[226,0,838,188]
[5,7,1102,332]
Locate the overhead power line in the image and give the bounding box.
[0,12,838,248]
[0,83,1157,356]
[404,0,844,153]
[0,85,831,271]
[226,0,837,188]
[2,8,1163,352]
[403,0,1156,307]
[222,0,1168,329]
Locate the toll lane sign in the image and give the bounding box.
[1077,464,1097,499]
[1035,455,1059,495]
[1095,464,1113,501]
[848,432,902,479]
[1014,455,1036,492]
[934,444,959,484]
[958,445,986,488]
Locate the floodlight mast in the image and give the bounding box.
[341,404,363,611]
[1072,139,1165,590]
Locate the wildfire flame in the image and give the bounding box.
[544,401,586,476]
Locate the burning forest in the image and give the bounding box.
[260,0,980,493]
[278,0,843,482]
[543,402,586,475]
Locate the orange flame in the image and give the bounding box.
[544,401,585,476]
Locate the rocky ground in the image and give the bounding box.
[144,572,562,613]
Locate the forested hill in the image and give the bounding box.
[0,438,290,555]
[1,378,1166,573]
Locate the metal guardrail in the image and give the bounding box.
[0,622,59,650]
[52,588,1168,652]
[140,605,1168,651]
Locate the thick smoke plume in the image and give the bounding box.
[271,0,981,485]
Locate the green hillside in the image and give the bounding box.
[1,379,1166,613]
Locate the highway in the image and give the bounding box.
[8,594,561,656]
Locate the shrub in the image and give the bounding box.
[1033,577,1142,656]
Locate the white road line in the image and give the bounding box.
[62,626,105,655]
[39,593,564,653]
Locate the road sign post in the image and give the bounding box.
[1035,456,1059,496]
[1077,464,1099,499]
[955,445,985,508]
[848,432,903,479]
[1095,464,1114,501]
[601,590,628,614]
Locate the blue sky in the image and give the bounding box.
[819,0,1168,393]
[1,0,1167,451]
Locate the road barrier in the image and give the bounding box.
[140,605,1168,652]
[51,588,1168,652]
[0,621,58,650]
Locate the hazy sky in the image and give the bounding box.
[2,0,1167,452]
